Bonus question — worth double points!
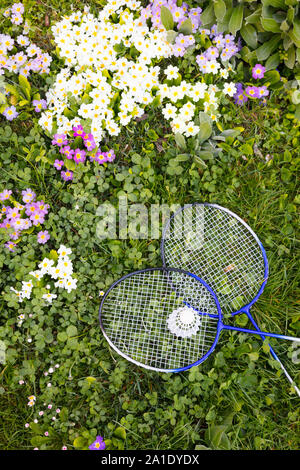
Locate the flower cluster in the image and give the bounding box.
[39,0,173,143]
[3,2,25,26]
[28,394,36,407]
[195,31,240,74]
[0,188,50,252]
[10,245,77,303]
[234,64,269,106]
[1,4,52,79]
[141,0,202,35]
[51,125,116,181]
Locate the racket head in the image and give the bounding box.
[99,267,222,372]
[161,203,269,316]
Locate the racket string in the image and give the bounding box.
[163,205,265,314]
[101,270,219,370]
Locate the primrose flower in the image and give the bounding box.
[73,149,86,164]
[5,241,16,252]
[72,125,85,137]
[22,188,36,203]
[42,293,57,304]
[0,189,12,201]
[89,436,106,451]
[2,106,19,121]
[61,170,73,182]
[52,134,68,147]
[37,230,50,244]
[245,86,260,99]
[258,86,269,98]
[60,145,74,160]
[252,64,266,79]
[54,159,64,170]
[32,99,47,112]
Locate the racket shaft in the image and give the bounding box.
[223,324,300,342]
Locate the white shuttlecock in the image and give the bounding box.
[167,306,201,338]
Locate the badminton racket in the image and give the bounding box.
[161,203,300,394]
[99,267,300,373]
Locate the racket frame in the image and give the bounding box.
[99,267,223,373]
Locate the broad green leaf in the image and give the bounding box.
[262,0,285,7]
[197,122,212,143]
[263,69,281,85]
[290,19,300,48]
[228,5,244,35]
[206,425,231,450]
[200,2,215,27]
[166,30,177,44]
[285,45,295,69]
[179,18,193,35]
[240,24,258,49]
[160,6,174,31]
[175,133,187,149]
[19,74,31,100]
[245,7,262,25]
[260,17,281,33]
[65,158,76,171]
[213,0,226,22]
[265,52,280,71]
[256,35,281,61]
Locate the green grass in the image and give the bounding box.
[0,0,299,451]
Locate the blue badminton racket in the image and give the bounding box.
[99,267,300,373]
[161,203,300,394]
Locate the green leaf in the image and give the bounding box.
[197,122,212,143]
[213,0,226,22]
[67,325,78,337]
[19,75,31,100]
[228,5,244,35]
[260,17,281,33]
[206,425,231,450]
[166,30,177,44]
[263,69,281,85]
[285,45,295,69]
[294,103,300,121]
[175,133,187,149]
[265,52,280,71]
[290,19,300,48]
[240,24,258,49]
[160,6,174,31]
[291,89,300,105]
[113,427,126,440]
[200,2,215,27]
[73,436,88,449]
[245,7,262,25]
[65,158,76,171]
[256,35,281,61]
[178,18,193,35]
[262,0,285,7]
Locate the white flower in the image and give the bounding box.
[38,258,55,275]
[42,293,57,304]
[223,82,237,97]
[184,122,200,137]
[165,65,179,80]
[58,245,72,258]
[162,103,178,120]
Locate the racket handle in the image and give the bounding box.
[245,311,300,398]
[223,324,300,343]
